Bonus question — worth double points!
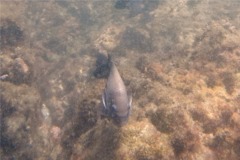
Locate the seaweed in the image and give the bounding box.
[115,0,128,9]
[220,72,235,95]
[120,27,154,53]
[0,19,24,48]
[93,53,110,78]
[233,138,240,156]
[190,108,219,134]
[149,108,187,134]
[205,74,217,88]
[171,130,200,158]
[171,137,186,156]
[43,38,67,55]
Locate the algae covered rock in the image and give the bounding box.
[0,82,41,159]
[71,119,174,160]
[0,18,24,48]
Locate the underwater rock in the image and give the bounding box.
[230,112,240,128]
[146,62,166,82]
[120,27,154,53]
[50,126,61,142]
[12,57,31,84]
[202,119,220,134]
[115,0,160,17]
[208,130,239,159]
[0,82,42,159]
[115,0,129,9]
[115,0,146,14]
[190,108,220,134]
[41,104,51,122]
[0,55,32,84]
[0,82,40,113]
[0,54,12,80]
[43,37,67,55]
[233,138,240,157]
[44,97,66,125]
[120,120,169,160]
[13,57,29,74]
[220,72,236,95]
[78,99,98,129]
[148,108,188,134]
[61,98,98,153]
[126,0,146,16]
[136,56,169,85]
[131,79,152,100]
[71,119,173,160]
[135,55,150,73]
[171,128,202,159]
[4,113,26,137]
[205,73,218,88]
[71,122,121,160]
[0,1,239,160]
[0,19,24,48]
[95,25,122,52]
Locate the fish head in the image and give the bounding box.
[101,83,132,126]
[114,94,132,125]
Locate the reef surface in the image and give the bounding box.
[0,1,239,160]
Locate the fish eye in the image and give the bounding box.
[112,104,117,110]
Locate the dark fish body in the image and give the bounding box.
[101,61,132,125]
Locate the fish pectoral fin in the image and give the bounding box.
[127,93,132,115]
[112,104,117,110]
[128,94,132,108]
[127,89,132,106]
[102,89,107,109]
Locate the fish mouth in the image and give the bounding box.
[114,116,129,126]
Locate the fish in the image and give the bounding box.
[101,57,132,125]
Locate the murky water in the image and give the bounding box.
[1,1,240,160]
